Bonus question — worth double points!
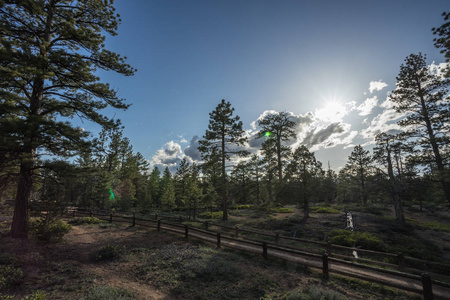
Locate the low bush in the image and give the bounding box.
[0,265,23,290]
[93,244,120,262]
[421,222,450,233]
[271,207,294,213]
[327,229,386,252]
[68,217,103,225]
[198,211,223,219]
[23,291,47,300]
[29,218,71,242]
[310,206,341,214]
[230,204,251,210]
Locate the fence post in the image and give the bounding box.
[185,225,189,238]
[109,214,113,223]
[275,233,279,245]
[179,216,182,224]
[90,211,93,217]
[262,242,268,259]
[217,232,221,248]
[157,220,161,232]
[421,273,433,300]
[326,242,332,255]
[72,210,76,218]
[322,253,329,280]
[155,214,158,220]
[205,221,209,230]
[132,212,136,227]
[398,252,405,271]
[235,226,239,238]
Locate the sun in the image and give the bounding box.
[315,100,347,122]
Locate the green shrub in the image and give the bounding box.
[230,204,251,210]
[80,285,134,300]
[327,229,385,252]
[198,211,223,219]
[271,207,294,213]
[23,291,47,300]
[93,244,120,262]
[68,217,103,225]
[0,265,23,290]
[421,222,450,232]
[310,206,341,214]
[29,218,71,242]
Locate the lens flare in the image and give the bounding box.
[264,131,273,137]
[109,189,115,201]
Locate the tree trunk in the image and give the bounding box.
[11,160,33,238]
[387,148,404,222]
[303,180,309,220]
[221,135,228,221]
[276,137,283,184]
[417,79,450,205]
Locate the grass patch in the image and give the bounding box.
[327,229,386,252]
[330,274,420,299]
[230,204,251,210]
[386,235,441,262]
[136,243,269,299]
[271,207,294,213]
[310,207,341,214]
[80,285,134,300]
[244,214,304,231]
[198,211,223,219]
[0,265,24,290]
[264,285,349,300]
[68,217,103,225]
[420,222,450,232]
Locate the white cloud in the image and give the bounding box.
[357,96,378,116]
[150,140,190,172]
[369,80,388,93]
[359,99,404,145]
[428,62,449,78]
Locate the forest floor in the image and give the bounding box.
[1,203,449,299]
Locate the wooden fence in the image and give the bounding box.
[70,210,450,300]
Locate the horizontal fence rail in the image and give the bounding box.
[70,210,450,299]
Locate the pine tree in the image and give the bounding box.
[389,53,450,204]
[433,12,450,77]
[374,133,405,222]
[257,111,297,184]
[286,145,322,220]
[343,145,373,205]
[148,167,161,208]
[160,167,175,209]
[0,0,135,237]
[174,158,191,208]
[198,100,248,220]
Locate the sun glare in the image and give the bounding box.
[315,100,347,122]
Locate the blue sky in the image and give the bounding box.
[91,0,449,172]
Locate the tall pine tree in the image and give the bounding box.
[389,53,450,204]
[0,0,135,237]
[198,100,248,220]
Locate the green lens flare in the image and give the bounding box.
[264,131,272,137]
[109,189,115,201]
